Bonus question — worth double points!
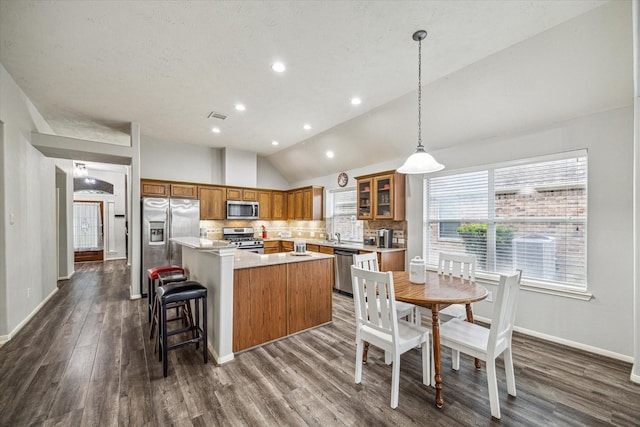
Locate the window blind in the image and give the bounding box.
[331,187,363,243]
[424,154,587,291]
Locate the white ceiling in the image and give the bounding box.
[1,0,627,183]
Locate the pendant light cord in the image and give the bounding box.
[417,38,423,149]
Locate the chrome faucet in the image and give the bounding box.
[335,233,341,244]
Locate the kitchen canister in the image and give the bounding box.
[294,240,307,254]
[409,256,426,284]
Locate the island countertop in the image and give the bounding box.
[171,236,235,250]
[233,250,334,269]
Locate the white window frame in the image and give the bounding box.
[423,150,591,299]
[329,186,363,243]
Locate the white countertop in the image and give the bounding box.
[233,250,334,269]
[171,236,235,250]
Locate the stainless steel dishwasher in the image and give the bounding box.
[334,248,359,295]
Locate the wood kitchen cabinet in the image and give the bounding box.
[258,190,271,220]
[281,241,294,252]
[263,240,281,254]
[286,192,295,220]
[287,258,333,334]
[226,188,258,201]
[271,191,287,220]
[306,244,320,253]
[198,185,226,220]
[289,186,323,220]
[233,265,287,352]
[170,183,197,199]
[141,180,169,197]
[359,249,405,272]
[319,246,334,255]
[356,170,405,220]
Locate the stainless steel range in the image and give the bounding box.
[222,227,264,254]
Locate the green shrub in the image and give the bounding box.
[456,223,513,268]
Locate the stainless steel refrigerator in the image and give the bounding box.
[141,197,200,294]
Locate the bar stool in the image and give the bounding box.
[149,270,190,341]
[156,281,208,377]
[147,266,186,323]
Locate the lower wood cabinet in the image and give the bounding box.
[233,258,334,352]
[306,244,320,253]
[358,250,405,272]
[263,240,280,254]
[287,258,333,334]
[233,265,287,352]
[281,241,294,252]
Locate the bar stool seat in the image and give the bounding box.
[157,281,208,377]
[147,266,186,323]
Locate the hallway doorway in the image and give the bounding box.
[73,200,104,262]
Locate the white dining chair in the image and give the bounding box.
[351,265,431,409]
[439,270,522,419]
[436,252,477,321]
[353,252,418,324]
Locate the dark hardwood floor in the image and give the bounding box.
[0,260,638,426]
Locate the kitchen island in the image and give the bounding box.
[171,237,334,363]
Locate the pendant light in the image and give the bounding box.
[397,30,444,174]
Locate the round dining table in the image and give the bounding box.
[392,270,488,409]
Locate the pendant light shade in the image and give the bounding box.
[397,145,444,174]
[397,30,444,175]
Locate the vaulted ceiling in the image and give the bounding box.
[1,1,630,183]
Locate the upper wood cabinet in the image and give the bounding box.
[288,186,323,220]
[287,191,295,220]
[258,190,271,220]
[141,180,169,197]
[227,188,258,201]
[356,171,405,220]
[271,191,287,220]
[171,183,197,199]
[198,186,226,220]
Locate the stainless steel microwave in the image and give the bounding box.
[226,200,259,219]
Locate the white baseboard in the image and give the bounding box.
[57,270,75,281]
[631,370,640,384]
[130,293,142,300]
[210,344,234,365]
[474,315,634,363]
[0,287,59,346]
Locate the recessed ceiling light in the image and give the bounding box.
[235,104,246,111]
[271,62,286,73]
[211,127,221,134]
[272,140,279,146]
[303,124,312,130]
[351,97,361,105]
[326,151,335,158]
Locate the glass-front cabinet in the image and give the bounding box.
[357,178,373,219]
[374,174,393,219]
[356,171,405,220]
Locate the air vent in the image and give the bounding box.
[208,111,227,120]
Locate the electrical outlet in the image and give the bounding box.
[398,238,405,244]
[486,291,493,302]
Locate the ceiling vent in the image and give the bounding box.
[208,111,227,120]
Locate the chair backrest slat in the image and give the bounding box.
[438,252,476,281]
[351,265,398,340]
[488,270,522,351]
[353,252,379,272]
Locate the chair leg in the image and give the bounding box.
[451,349,460,370]
[421,340,430,386]
[486,358,501,419]
[504,347,517,396]
[355,337,364,384]
[390,353,400,409]
[385,351,392,365]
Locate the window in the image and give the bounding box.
[424,152,587,291]
[331,187,363,243]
